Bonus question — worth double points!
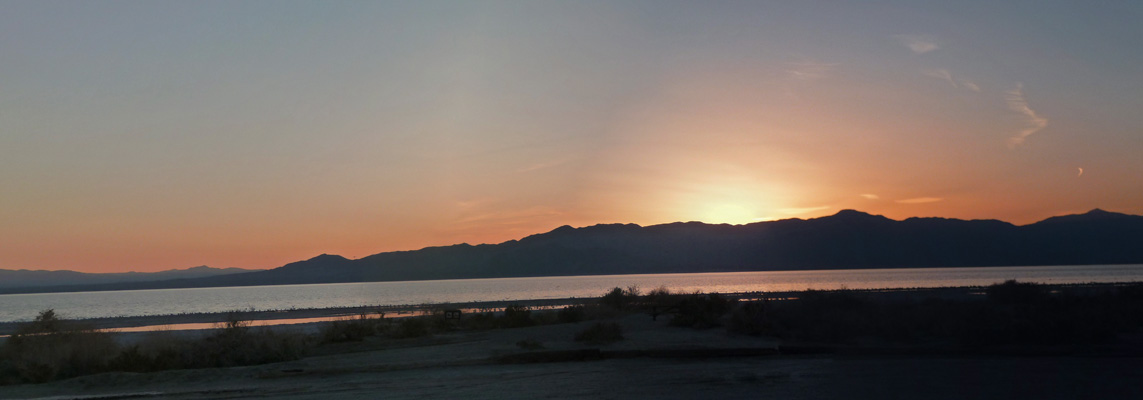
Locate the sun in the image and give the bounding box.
[700,203,759,225]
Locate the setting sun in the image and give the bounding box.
[699,203,760,225]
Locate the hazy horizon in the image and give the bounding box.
[3,1,1142,273]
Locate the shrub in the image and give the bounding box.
[987,280,1047,304]
[501,304,535,328]
[600,286,641,310]
[574,322,624,345]
[557,305,586,323]
[190,317,307,368]
[670,292,736,329]
[1,309,120,383]
[728,301,770,336]
[390,317,430,339]
[17,309,64,334]
[108,331,189,372]
[644,286,674,308]
[459,311,499,331]
[321,314,384,343]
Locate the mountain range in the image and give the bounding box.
[4,209,1142,294]
[0,266,261,290]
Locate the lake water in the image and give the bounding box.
[2,264,1141,322]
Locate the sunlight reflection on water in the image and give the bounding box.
[1,264,1140,322]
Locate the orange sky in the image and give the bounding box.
[2,2,1142,272]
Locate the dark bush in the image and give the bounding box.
[321,314,384,343]
[601,286,641,310]
[644,286,674,309]
[670,292,736,329]
[557,305,586,323]
[728,301,770,336]
[1,309,120,383]
[459,311,500,331]
[753,284,1143,347]
[987,280,1047,304]
[390,317,430,339]
[189,317,307,368]
[501,304,535,328]
[574,322,624,345]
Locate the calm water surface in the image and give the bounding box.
[2,264,1141,322]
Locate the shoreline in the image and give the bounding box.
[3,281,1137,336]
[4,281,1143,398]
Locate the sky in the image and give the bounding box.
[2,1,1142,273]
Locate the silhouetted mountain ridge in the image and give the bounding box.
[5,209,1142,294]
[0,266,261,289]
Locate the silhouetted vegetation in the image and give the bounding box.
[986,279,1047,304]
[320,313,386,343]
[0,309,118,384]
[556,305,586,323]
[644,286,674,308]
[575,322,624,345]
[190,317,308,368]
[0,310,309,384]
[740,282,1143,347]
[727,301,770,336]
[669,292,736,329]
[501,304,535,328]
[601,285,642,310]
[390,317,430,339]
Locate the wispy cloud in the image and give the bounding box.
[959,79,981,92]
[895,34,939,54]
[517,157,575,173]
[924,69,957,87]
[896,197,943,204]
[779,206,830,215]
[786,62,838,80]
[1005,83,1048,147]
[453,205,565,226]
[859,194,880,200]
[922,69,983,93]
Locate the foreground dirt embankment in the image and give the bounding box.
[4,311,1143,400]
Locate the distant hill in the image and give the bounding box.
[0,266,262,290]
[5,209,1143,294]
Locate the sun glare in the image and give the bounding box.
[700,203,759,225]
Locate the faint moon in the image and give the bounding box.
[1078,167,1084,177]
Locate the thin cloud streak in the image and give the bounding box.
[786,62,838,80]
[1005,83,1048,147]
[860,194,880,200]
[960,80,981,92]
[779,206,831,215]
[895,34,939,54]
[517,157,576,173]
[924,69,957,87]
[896,197,944,204]
[452,206,566,227]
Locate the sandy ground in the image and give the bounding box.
[4,312,1143,400]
